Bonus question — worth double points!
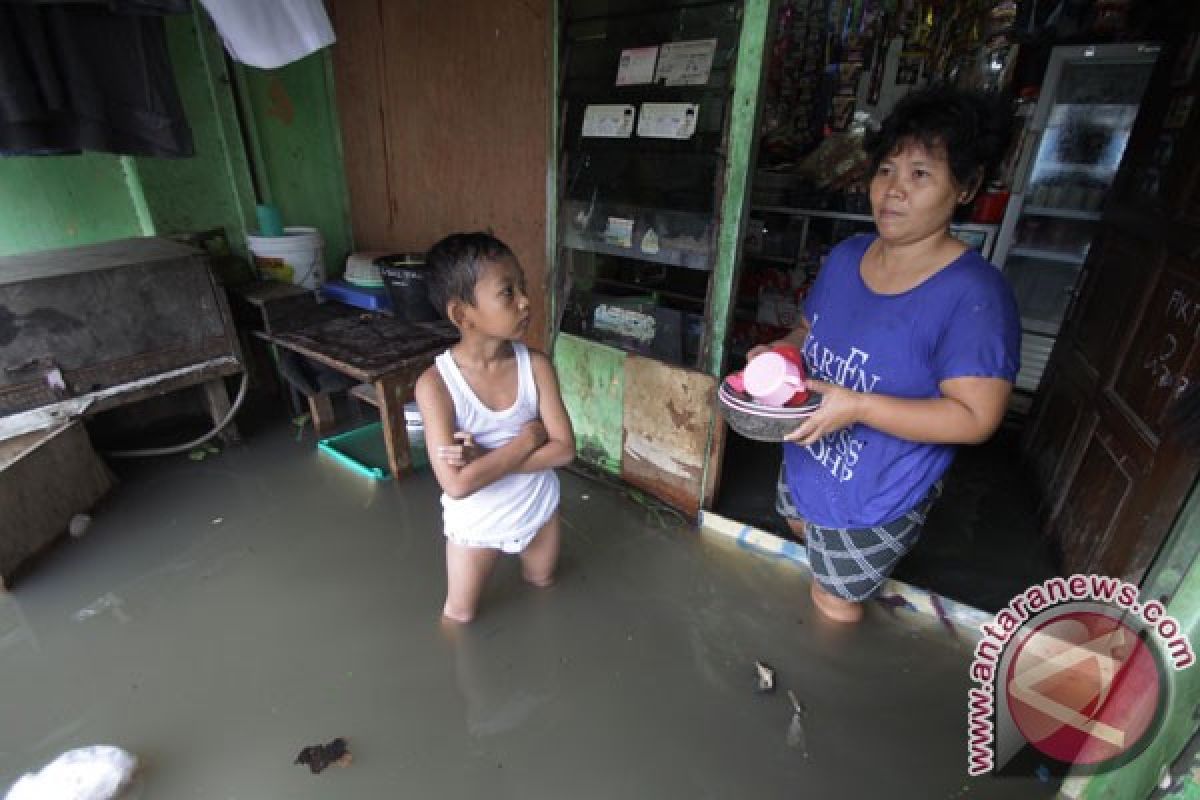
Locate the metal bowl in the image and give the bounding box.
[717,381,820,442]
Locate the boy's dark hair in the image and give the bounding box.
[864,85,1014,190]
[425,232,515,317]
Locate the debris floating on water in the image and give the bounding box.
[754,660,776,693]
[295,737,352,774]
[785,689,809,758]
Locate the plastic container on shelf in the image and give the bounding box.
[246,227,324,289]
[318,279,391,312]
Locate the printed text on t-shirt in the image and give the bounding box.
[803,313,882,482]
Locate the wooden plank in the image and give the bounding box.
[0,431,51,470]
[621,354,717,517]
[0,358,242,440]
[326,0,392,263]
[0,422,114,589]
[201,378,241,445]
[0,236,199,285]
[702,415,728,509]
[553,333,624,474]
[0,340,240,414]
[376,370,423,478]
[235,280,313,308]
[330,0,551,347]
[349,383,379,407]
[308,393,336,437]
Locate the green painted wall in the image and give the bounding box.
[0,6,352,277]
[553,333,625,474]
[235,52,354,276]
[0,154,145,257]
[134,11,257,257]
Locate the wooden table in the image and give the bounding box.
[264,314,457,478]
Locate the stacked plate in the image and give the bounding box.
[344,252,386,288]
[717,379,821,442]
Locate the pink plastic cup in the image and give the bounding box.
[743,351,805,406]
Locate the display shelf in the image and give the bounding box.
[1021,316,1062,337]
[1022,206,1103,221]
[742,253,795,265]
[1009,246,1087,265]
[593,277,707,307]
[747,206,999,260]
[561,200,714,271]
[753,205,872,221]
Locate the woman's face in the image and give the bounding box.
[869,139,964,246]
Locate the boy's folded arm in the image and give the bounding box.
[414,369,539,499]
[517,350,576,473]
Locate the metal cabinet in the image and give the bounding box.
[992,43,1160,392]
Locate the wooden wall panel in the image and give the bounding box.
[328,0,551,348]
[621,355,718,517]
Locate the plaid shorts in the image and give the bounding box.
[776,463,942,602]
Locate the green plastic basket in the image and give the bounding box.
[317,422,427,480]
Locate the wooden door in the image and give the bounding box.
[327,0,551,348]
[1023,9,1200,582]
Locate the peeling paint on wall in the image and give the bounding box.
[553,333,624,474]
[621,355,717,516]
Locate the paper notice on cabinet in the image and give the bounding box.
[653,38,717,86]
[582,105,636,138]
[604,217,634,248]
[616,46,658,85]
[637,103,698,139]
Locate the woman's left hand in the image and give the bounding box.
[783,380,865,446]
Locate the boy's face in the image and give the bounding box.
[456,256,531,339]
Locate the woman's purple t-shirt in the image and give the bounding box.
[783,234,1020,528]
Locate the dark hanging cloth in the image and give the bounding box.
[0,1,194,157]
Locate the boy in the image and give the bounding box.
[414,233,575,623]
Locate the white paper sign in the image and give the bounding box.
[582,104,636,138]
[637,102,699,139]
[616,46,658,86]
[603,217,634,248]
[653,38,717,86]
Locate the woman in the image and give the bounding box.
[752,86,1021,623]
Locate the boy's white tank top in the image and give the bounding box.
[434,342,560,546]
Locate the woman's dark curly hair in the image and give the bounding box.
[864,85,1014,190]
[425,232,516,317]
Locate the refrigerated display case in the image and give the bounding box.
[993,42,1160,393]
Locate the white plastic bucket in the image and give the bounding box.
[246,226,324,289]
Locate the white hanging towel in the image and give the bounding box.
[198,0,336,69]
